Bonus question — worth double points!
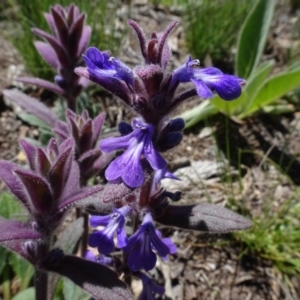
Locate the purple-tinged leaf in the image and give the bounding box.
[34,41,58,70]
[92,112,106,144]
[31,28,68,68]
[44,12,55,33]
[79,119,93,153]
[154,204,252,233]
[78,149,102,179]
[14,169,53,214]
[77,25,92,57]
[37,148,51,178]
[0,160,31,210]
[68,13,85,58]
[53,121,69,143]
[68,117,79,144]
[19,139,37,171]
[102,181,135,204]
[128,20,147,61]
[66,4,75,25]
[58,137,74,153]
[53,4,64,16]
[157,21,178,68]
[66,108,77,120]
[17,77,65,96]
[0,218,41,242]
[3,89,59,127]
[47,138,59,157]
[41,253,133,300]
[93,151,115,174]
[57,185,113,216]
[49,145,73,200]
[81,110,89,120]
[51,7,69,47]
[60,161,80,201]
[0,217,42,263]
[73,5,80,19]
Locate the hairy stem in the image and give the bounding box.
[35,269,48,300]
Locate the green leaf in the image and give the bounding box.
[239,67,300,118]
[0,192,24,220]
[9,254,34,291]
[232,60,274,115]
[0,246,9,275]
[235,0,275,78]
[18,112,51,131]
[63,278,90,300]
[11,287,35,300]
[180,100,219,128]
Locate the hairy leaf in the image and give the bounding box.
[14,169,53,214]
[3,89,59,127]
[41,252,133,300]
[155,203,252,233]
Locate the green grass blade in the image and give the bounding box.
[181,101,219,128]
[239,67,300,118]
[235,0,275,78]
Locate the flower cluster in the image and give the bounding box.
[80,20,250,299]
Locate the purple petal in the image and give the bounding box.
[127,245,156,271]
[100,133,133,152]
[191,79,214,99]
[105,144,144,188]
[149,229,170,257]
[143,139,166,170]
[208,75,242,101]
[116,227,127,248]
[90,215,111,227]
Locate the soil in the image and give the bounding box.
[1,1,300,300]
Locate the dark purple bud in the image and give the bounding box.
[156,132,183,152]
[54,75,67,89]
[118,122,133,135]
[168,118,185,132]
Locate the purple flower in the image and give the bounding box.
[123,213,171,271]
[100,119,167,188]
[83,47,134,87]
[171,57,245,101]
[138,273,165,300]
[88,206,132,255]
